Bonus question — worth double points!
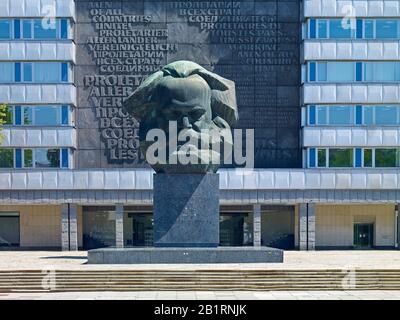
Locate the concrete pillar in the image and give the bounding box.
[298,203,308,251]
[115,204,124,248]
[253,204,261,247]
[61,204,69,251]
[69,204,78,251]
[307,203,316,251]
[60,204,78,251]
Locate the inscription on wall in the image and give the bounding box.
[75,0,301,168]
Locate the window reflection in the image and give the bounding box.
[83,207,116,250]
[34,149,60,168]
[0,149,13,168]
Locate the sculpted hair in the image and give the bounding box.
[123,60,239,126]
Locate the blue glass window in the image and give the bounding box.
[316,106,327,125]
[317,20,327,38]
[376,20,398,38]
[15,106,22,125]
[321,62,353,82]
[309,62,316,82]
[61,63,68,82]
[14,63,21,82]
[35,106,59,126]
[309,148,316,167]
[329,106,353,125]
[23,63,32,82]
[15,149,22,168]
[317,62,327,81]
[309,106,316,125]
[376,106,398,125]
[60,19,68,39]
[356,19,363,39]
[364,62,400,82]
[61,106,69,125]
[61,149,69,168]
[355,106,362,125]
[0,63,14,83]
[364,106,374,125]
[329,19,352,38]
[34,62,61,83]
[14,19,20,39]
[355,148,362,167]
[364,20,374,38]
[0,20,11,39]
[34,19,57,39]
[22,20,32,39]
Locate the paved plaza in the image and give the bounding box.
[1,250,400,270]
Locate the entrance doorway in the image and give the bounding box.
[0,212,20,247]
[127,213,153,247]
[219,213,253,246]
[353,223,374,248]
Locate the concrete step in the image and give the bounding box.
[0,269,400,292]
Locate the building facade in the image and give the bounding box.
[0,0,399,251]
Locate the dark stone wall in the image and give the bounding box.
[74,0,301,169]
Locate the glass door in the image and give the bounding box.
[353,223,374,248]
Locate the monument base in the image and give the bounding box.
[87,247,283,264]
[153,173,219,247]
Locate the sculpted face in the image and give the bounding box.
[123,61,238,173]
[156,74,213,135]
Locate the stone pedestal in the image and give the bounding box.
[88,247,283,264]
[153,173,219,247]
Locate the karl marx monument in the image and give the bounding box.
[88,61,283,263]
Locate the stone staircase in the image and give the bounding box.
[0,269,400,292]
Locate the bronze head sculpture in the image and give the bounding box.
[123,60,238,173]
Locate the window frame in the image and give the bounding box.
[308,18,400,40]
[308,148,400,168]
[2,105,71,126]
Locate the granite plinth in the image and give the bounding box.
[153,173,219,247]
[87,247,284,264]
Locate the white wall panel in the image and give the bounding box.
[303,127,400,147]
[304,41,400,61]
[304,0,400,17]
[0,128,76,148]
[1,169,399,190]
[303,84,400,104]
[0,84,76,105]
[0,0,75,19]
